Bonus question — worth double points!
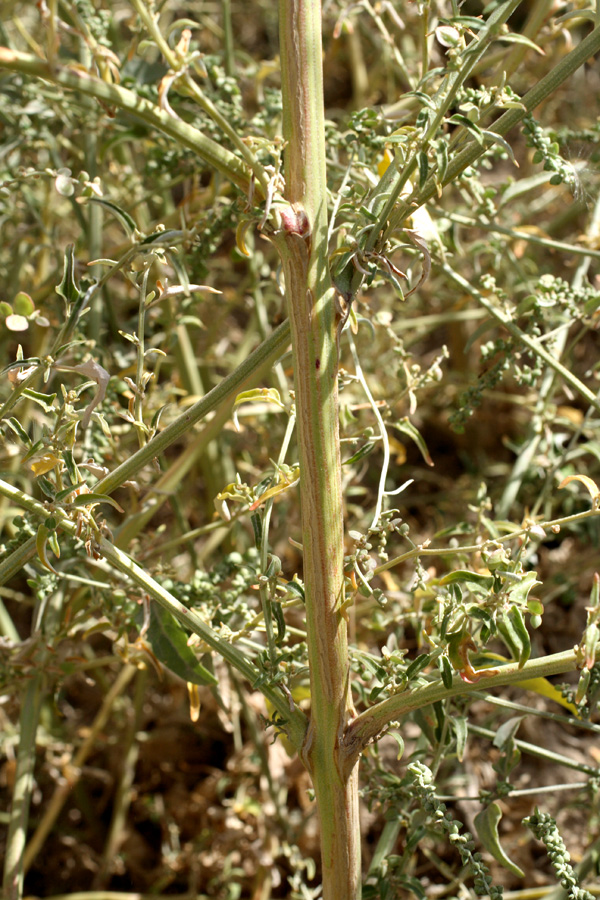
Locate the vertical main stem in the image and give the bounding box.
[277,2,360,898]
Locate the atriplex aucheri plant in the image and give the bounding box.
[1,1,600,898]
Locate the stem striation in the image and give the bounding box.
[276,2,360,897]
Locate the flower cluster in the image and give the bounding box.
[524,810,594,900]
[408,762,504,899]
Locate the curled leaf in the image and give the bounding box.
[439,570,494,589]
[559,474,600,505]
[232,387,286,432]
[187,682,201,722]
[56,357,110,428]
[474,802,525,878]
[36,522,60,574]
[69,492,124,513]
[394,418,434,466]
[236,218,254,257]
[147,605,217,686]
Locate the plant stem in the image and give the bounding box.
[258,412,297,667]
[467,723,599,775]
[0,535,37,587]
[0,478,308,749]
[341,649,581,776]
[447,213,600,260]
[0,48,253,194]
[276,2,360,897]
[374,507,600,575]
[403,23,600,224]
[365,0,524,249]
[93,319,291,497]
[441,263,600,414]
[2,672,44,900]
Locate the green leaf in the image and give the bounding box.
[397,877,427,900]
[506,571,541,605]
[36,522,59,574]
[22,389,57,412]
[394,418,434,467]
[418,150,429,189]
[4,417,31,445]
[37,476,56,500]
[526,598,544,616]
[439,654,453,688]
[284,580,305,603]
[447,114,485,145]
[88,197,138,237]
[55,244,81,308]
[273,600,286,644]
[556,7,598,22]
[493,715,523,750]
[497,32,544,54]
[439,570,494,589]
[68,492,125,512]
[147,604,218,686]
[406,652,432,679]
[481,130,519,165]
[62,449,79,484]
[497,606,531,667]
[13,292,35,316]
[388,731,405,760]
[232,387,286,431]
[436,140,449,183]
[474,802,525,878]
[452,715,468,761]
[343,441,376,466]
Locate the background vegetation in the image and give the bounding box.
[1,1,600,898]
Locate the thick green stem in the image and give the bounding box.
[341,649,581,779]
[277,2,360,897]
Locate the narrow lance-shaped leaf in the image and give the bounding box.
[474,802,525,878]
[147,604,218,687]
[497,606,531,667]
[394,417,434,466]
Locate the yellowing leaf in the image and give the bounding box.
[187,682,201,722]
[248,466,300,510]
[36,523,59,574]
[232,387,286,432]
[515,676,579,716]
[236,219,253,257]
[559,474,600,503]
[31,453,61,476]
[377,148,394,178]
[265,685,310,756]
